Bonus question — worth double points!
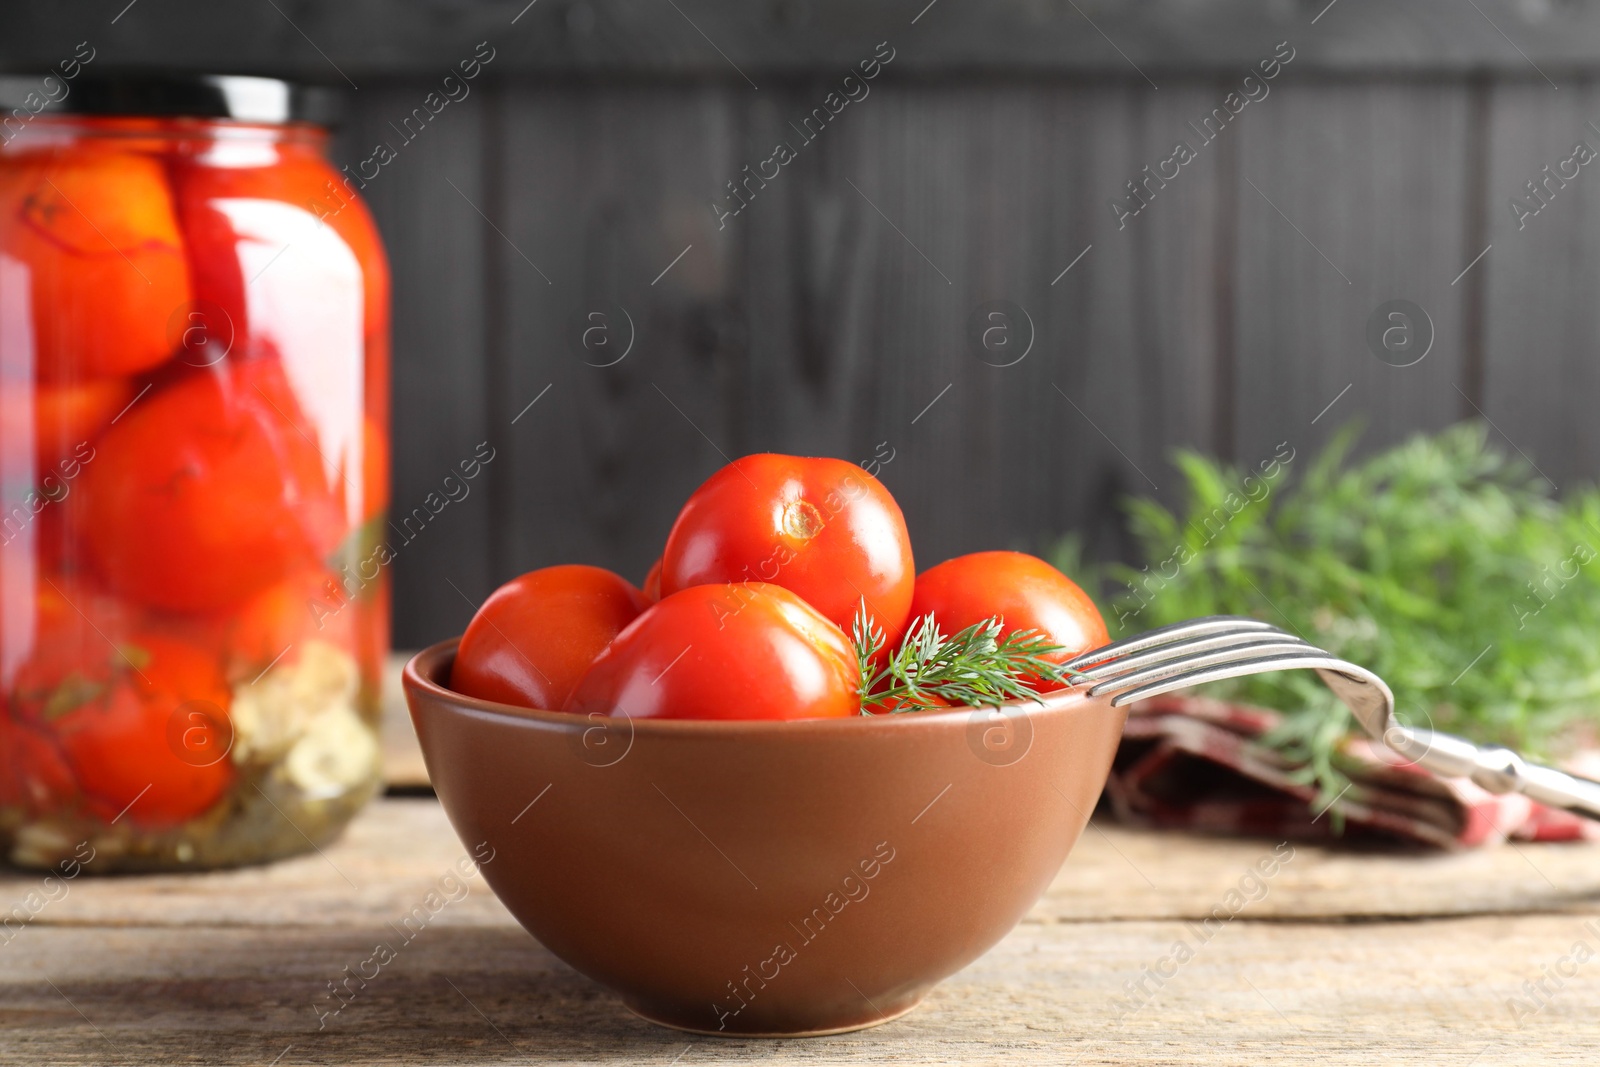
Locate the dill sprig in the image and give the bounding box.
[1077,421,1600,808]
[851,600,1076,714]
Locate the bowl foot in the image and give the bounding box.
[622,995,925,1038]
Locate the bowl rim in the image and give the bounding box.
[403,638,1099,738]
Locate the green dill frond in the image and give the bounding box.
[852,601,1075,714]
[1093,420,1600,803]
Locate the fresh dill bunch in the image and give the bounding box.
[852,600,1075,713]
[1078,421,1600,807]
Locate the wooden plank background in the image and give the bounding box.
[8,799,1600,1065]
[4,1,1599,644]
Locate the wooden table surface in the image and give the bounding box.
[4,664,1598,1066]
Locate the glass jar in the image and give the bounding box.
[0,76,390,871]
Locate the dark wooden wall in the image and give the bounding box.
[8,0,1600,645]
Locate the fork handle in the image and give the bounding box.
[1382,725,1600,822]
[1070,616,1600,824]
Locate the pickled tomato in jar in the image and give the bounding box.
[0,76,390,871]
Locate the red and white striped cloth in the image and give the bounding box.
[1106,696,1600,850]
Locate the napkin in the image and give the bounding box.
[1105,695,1600,849]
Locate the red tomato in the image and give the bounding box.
[77,358,344,612]
[641,557,662,602]
[38,632,235,827]
[6,574,141,713]
[0,715,77,815]
[227,566,354,680]
[169,141,389,356]
[0,377,133,468]
[167,144,382,524]
[3,148,191,381]
[563,583,859,722]
[907,552,1108,691]
[452,565,650,711]
[659,454,914,646]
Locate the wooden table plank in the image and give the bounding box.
[5,907,1597,1064]
[25,684,1600,1067]
[341,92,497,651]
[5,799,1600,1065]
[1040,821,1600,921]
[1480,80,1600,491]
[17,0,1600,77]
[379,654,430,791]
[1232,79,1472,468]
[9,801,1597,932]
[493,83,741,606]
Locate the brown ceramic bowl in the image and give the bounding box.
[403,639,1126,1037]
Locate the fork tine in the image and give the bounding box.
[1068,630,1313,684]
[1086,642,1327,699]
[1060,615,1279,671]
[1100,651,1350,706]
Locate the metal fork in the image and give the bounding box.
[1060,616,1600,823]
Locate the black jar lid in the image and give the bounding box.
[0,72,343,126]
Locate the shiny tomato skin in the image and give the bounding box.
[46,633,235,828]
[76,358,344,612]
[169,142,390,355]
[907,552,1109,691]
[641,557,662,602]
[166,142,385,528]
[452,565,650,711]
[4,148,192,381]
[659,454,914,645]
[563,582,859,722]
